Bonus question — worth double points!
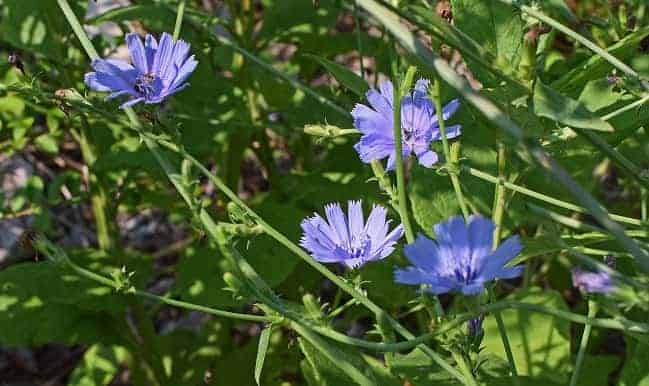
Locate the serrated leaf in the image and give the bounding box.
[304,54,368,96]
[255,325,272,385]
[533,81,614,132]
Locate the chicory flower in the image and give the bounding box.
[572,267,614,294]
[85,32,197,108]
[300,201,404,268]
[394,215,523,295]
[352,79,460,170]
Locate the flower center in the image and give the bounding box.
[454,265,476,284]
[346,233,372,259]
[134,73,157,98]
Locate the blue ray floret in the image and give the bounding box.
[85,32,198,108]
[572,267,614,294]
[394,215,523,295]
[300,201,404,269]
[351,79,461,170]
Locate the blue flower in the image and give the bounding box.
[85,32,197,109]
[300,201,404,268]
[352,79,460,170]
[394,215,523,295]
[572,267,613,294]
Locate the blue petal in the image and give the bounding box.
[352,103,392,135]
[478,235,523,280]
[354,133,393,164]
[403,234,443,273]
[433,216,470,267]
[366,88,392,118]
[378,80,394,106]
[467,215,495,263]
[431,124,462,140]
[347,200,365,239]
[119,97,144,109]
[415,149,438,168]
[324,202,350,246]
[126,33,148,74]
[152,32,174,75]
[144,34,158,72]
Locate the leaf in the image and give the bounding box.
[619,340,649,385]
[0,0,86,59]
[67,344,129,386]
[0,250,151,346]
[389,348,458,385]
[482,288,572,384]
[304,54,368,96]
[533,81,614,132]
[255,325,272,385]
[35,133,59,154]
[450,0,524,67]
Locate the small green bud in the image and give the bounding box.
[304,124,358,138]
[302,293,323,318]
[110,266,136,294]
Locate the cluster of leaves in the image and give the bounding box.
[1,0,649,385]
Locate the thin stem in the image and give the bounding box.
[489,142,519,385]
[601,94,649,121]
[57,0,99,60]
[464,166,644,227]
[393,67,416,243]
[56,248,280,323]
[432,78,470,220]
[569,300,598,386]
[501,0,642,83]
[356,0,649,272]
[492,142,507,246]
[144,133,465,383]
[172,0,187,40]
[451,351,479,386]
[354,1,365,79]
[642,189,647,222]
[57,2,461,382]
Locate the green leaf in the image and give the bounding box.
[533,81,614,132]
[482,288,572,384]
[255,325,272,385]
[389,348,458,385]
[67,344,129,386]
[0,250,151,346]
[35,133,59,154]
[619,340,649,385]
[304,54,368,96]
[450,0,524,67]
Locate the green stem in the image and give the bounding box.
[57,1,461,381]
[501,0,642,84]
[172,0,187,40]
[393,67,416,243]
[569,300,598,386]
[293,322,374,386]
[57,0,99,60]
[354,1,365,78]
[55,247,280,323]
[356,0,649,272]
[642,189,648,222]
[489,143,519,385]
[432,78,470,220]
[145,133,465,383]
[464,166,644,227]
[72,120,114,251]
[451,350,479,386]
[492,142,507,246]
